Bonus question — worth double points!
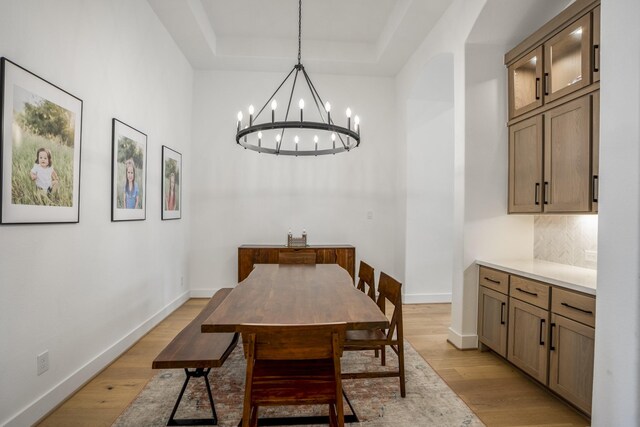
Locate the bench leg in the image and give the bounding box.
[167,368,218,426]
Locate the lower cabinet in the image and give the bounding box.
[478,286,508,358]
[477,265,595,416]
[507,298,549,384]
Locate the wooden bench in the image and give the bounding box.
[153,288,238,426]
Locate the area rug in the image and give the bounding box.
[113,341,483,426]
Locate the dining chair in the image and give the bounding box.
[278,251,317,264]
[356,260,376,300]
[240,322,347,427]
[342,271,406,397]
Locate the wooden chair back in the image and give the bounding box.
[241,323,347,427]
[242,323,346,360]
[278,251,317,265]
[377,271,403,343]
[356,261,376,300]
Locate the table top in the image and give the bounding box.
[202,264,389,333]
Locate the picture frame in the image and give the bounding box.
[0,57,83,224]
[111,118,147,221]
[161,145,181,220]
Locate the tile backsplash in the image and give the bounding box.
[534,215,598,270]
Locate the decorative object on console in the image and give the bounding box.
[0,57,83,224]
[161,145,181,220]
[287,229,307,247]
[111,119,147,221]
[234,0,360,156]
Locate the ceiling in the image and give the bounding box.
[147,0,454,76]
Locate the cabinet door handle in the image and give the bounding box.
[539,318,546,345]
[544,73,549,96]
[535,183,540,205]
[594,44,600,72]
[561,302,594,315]
[484,277,500,284]
[544,181,549,205]
[500,302,506,325]
[515,287,538,297]
[550,323,556,351]
[535,77,541,100]
[593,175,599,203]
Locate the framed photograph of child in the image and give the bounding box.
[0,57,83,224]
[111,119,147,221]
[161,146,181,220]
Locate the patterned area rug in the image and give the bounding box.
[113,341,483,426]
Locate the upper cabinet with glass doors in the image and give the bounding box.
[507,2,600,120]
[543,14,591,103]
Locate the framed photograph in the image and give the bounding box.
[111,119,147,221]
[1,57,83,224]
[161,145,181,220]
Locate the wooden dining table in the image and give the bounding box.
[201,263,389,333]
[201,263,389,425]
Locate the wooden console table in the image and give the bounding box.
[238,244,355,283]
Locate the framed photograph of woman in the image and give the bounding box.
[111,119,147,221]
[161,145,181,220]
[0,57,83,224]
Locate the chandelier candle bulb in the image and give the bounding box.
[354,115,360,134]
[325,101,331,123]
[346,108,352,130]
[332,132,336,149]
[248,105,254,126]
[258,131,262,148]
[314,135,318,152]
[299,99,304,122]
[271,100,277,123]
[237,111,243,132]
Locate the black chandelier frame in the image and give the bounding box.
[235,0,360,156]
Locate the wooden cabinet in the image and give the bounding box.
[508,47,543,118]
[509,97,593,213]
[508,116,543,213]
[506,0,600,214]
[591,91,599,212]
[508,298,549,384]
[592,6,600,83]
[477,267,509,357]
[549,286,595,414]
[238,245,355,283]
[478,280,508,357]
[543,96,591,212]
[477,264,596,415]
[543,14,592,103]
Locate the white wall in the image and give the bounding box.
[189,70,399,293]
[403,54,455,303]
[592,0,640,423]
[396,0,488,346]
[0,1,193,425]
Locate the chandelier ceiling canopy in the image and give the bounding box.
[235,0,361,156]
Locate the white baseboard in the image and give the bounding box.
[403,292,451,304]
[4,291,190,427]
[447,327,478,350]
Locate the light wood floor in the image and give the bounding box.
[38,300,590,426]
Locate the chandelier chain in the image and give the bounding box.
[298,0,302,65]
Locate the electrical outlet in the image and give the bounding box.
[37,351,49,375]
[585,250,597,263]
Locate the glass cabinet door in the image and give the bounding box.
[592,6,600,83]
[508,47,543,119]
[544,14,591,102]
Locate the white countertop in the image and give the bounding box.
[476,259,597,296]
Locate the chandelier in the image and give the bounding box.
[235,0,360,156]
